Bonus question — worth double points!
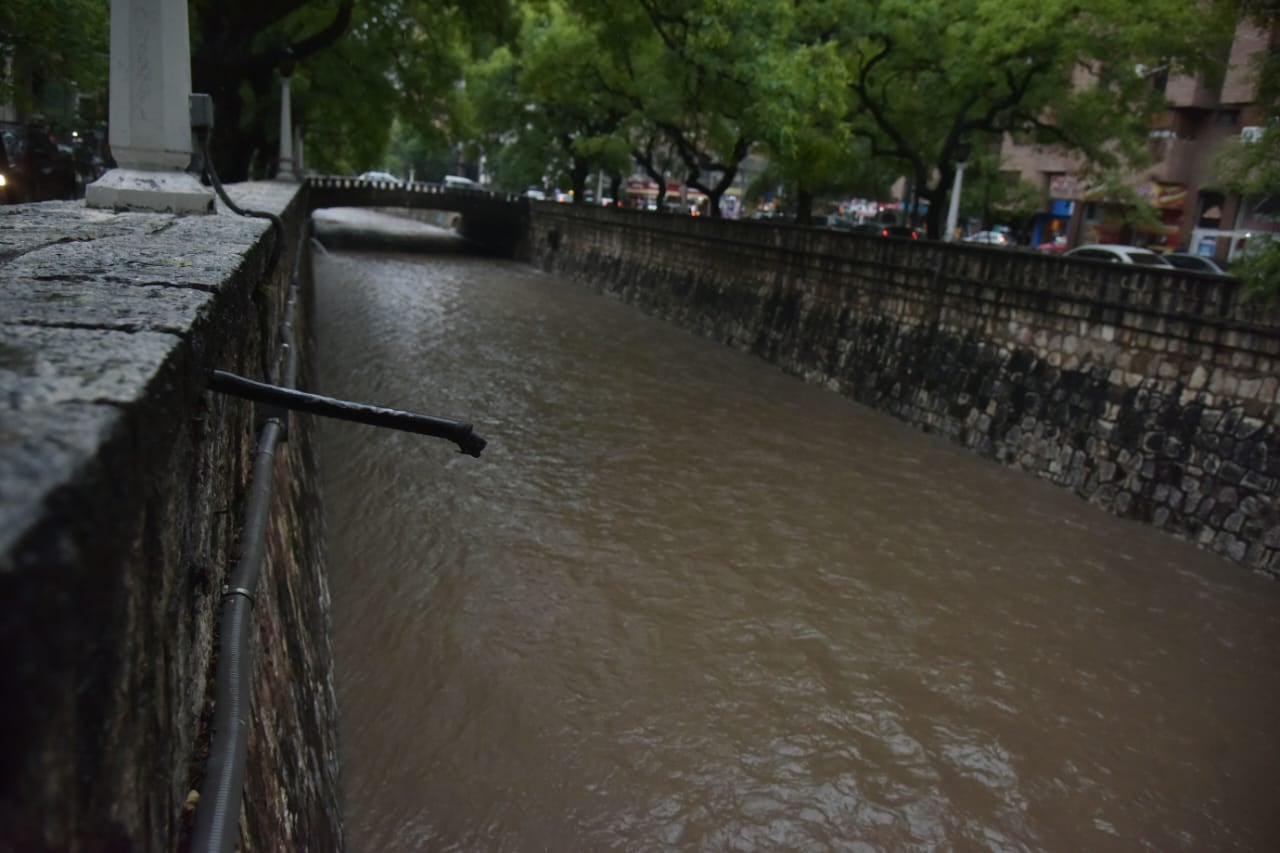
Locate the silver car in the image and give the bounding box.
[1063,244,1172,266]
[964,230,1010,246]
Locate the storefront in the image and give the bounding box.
[1072,179,1187,249]
[1031,181,1075,247]
[623,178,710,214]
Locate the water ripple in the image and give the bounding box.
[313,220,1280,852]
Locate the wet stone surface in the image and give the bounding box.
[531,206,1280,576]
[0,184,342,852]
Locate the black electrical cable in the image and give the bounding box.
[189,184,309,853]
[190,125,488,852]
[195,128,285,263]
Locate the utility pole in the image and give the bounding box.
[944,141,971,242]
[276,48,297,182]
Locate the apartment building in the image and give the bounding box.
[1000,18,1278,262]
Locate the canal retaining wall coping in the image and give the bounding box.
[0,185,342,850]
[529,205,1280,578]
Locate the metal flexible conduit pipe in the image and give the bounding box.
[189,153,309,853]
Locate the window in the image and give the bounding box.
[1216,110,1240,127]
[1072,249,1115,261]
[1196,191,1224,228]
[1174,110,1203,140]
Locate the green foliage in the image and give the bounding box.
[1219,131,1280,299]
[831,0,1236,235]
[462,2,635,195]
[0,0,108,124]
[384,118,457,182]
[1216,2,1280,299]
[1228,235,1280,303]
[188,0,513,179]
[9,0,1256,239]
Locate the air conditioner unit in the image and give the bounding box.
[1241,126,1265,143]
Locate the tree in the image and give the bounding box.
[462,2,633,198]
[624,0,781,216]
[829,0,1238,237]
[190,0,514,180]
[1217,1,1280,299]
[190,0,354,180]
[0,0,108,126]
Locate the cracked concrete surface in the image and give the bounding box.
[0,183,294,562]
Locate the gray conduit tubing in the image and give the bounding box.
[189,147,308,853]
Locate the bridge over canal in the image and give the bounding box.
[305,175,529,256]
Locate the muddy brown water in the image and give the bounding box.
[313,210,1280,852]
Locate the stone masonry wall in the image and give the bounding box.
[529,205,1280,577]
[0,185,342,850]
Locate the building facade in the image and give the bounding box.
[1000,19,1278,262]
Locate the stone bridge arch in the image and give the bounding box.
[305,176,530,257]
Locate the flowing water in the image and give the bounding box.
[313,210,1280,852]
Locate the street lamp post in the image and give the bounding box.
[277,48,297,182]
[943,139,971,242]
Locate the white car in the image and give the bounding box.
[964,230,1010,246]
[443,174,478,188]
[358,170,401,184]
[1063,244,1172,267]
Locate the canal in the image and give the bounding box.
[313,210,1280,851]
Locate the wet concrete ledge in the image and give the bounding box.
[0,185,342,850]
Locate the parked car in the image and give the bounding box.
[59,130,107,193]
[1163,252,1229,275]
[358,170,401,184]
[0,121,78,203]
[525,187,546,200]
[887,225,921,239]
[964,230,1010,246]
[807,214,854,230]
[1063,244,1172,267]
[1037,236,1069,253]
[443,174,477,188]
[852,222,921,239]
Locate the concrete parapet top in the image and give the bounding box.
[0,183,303,568]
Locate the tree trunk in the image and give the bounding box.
[795,186,815,225]
[208,87,248,182]
[693,163,739,219]
[570,158,589,204]
[924,182,946,240]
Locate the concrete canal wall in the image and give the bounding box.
[0,185,341,850]
[529,205,1280,577]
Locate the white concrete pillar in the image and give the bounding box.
[277,74,296,181]
[86,0,214,213]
